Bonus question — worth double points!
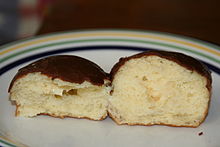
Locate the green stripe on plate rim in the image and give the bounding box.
[0,138,18,147]
[0,38,220,65]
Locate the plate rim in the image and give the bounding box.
[1,29,220,50]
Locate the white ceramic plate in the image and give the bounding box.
[0,30,220,147]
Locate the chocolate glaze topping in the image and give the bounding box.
[110,50,212,91]
[9,55,108,91]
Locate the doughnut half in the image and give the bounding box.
[108,51,212,127]
[9,55,110,120]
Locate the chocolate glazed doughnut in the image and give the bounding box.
[9,55,110,120]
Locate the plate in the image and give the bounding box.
[0,30,220,147]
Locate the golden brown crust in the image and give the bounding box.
[108,111,200,128]
[15,105,107,121]
[199,88,212,126]
[9,55,109,92]
[39,112,107,121]
[15,104,20,116]
[38,113,107,121]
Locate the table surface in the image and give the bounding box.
[37,0,220,46]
